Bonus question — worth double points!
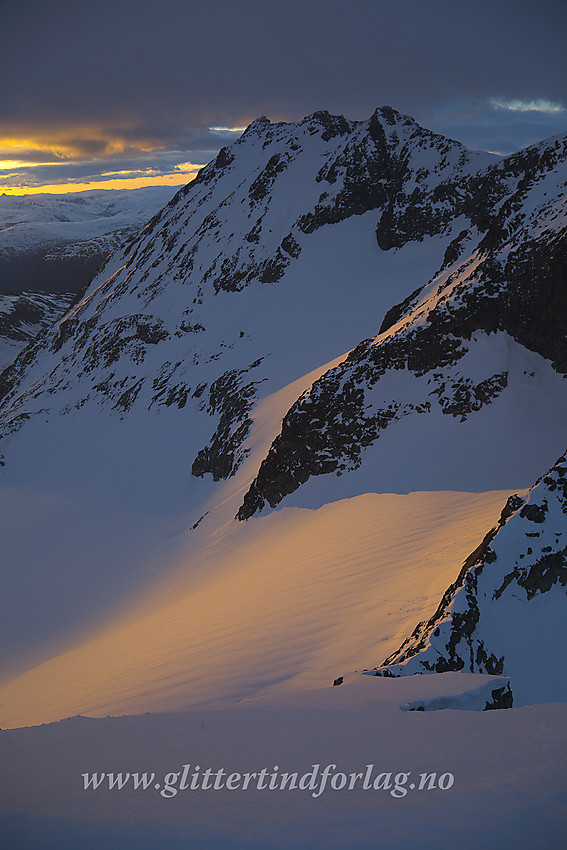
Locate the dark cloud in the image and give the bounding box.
[1,0,566,186]
[424,100,567,154]
[63,138,116,157]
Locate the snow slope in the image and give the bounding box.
[2,679,565,850]
[373,452,567,705]
[0,472,515,727]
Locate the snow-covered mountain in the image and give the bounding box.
[0,186,176,294]
[1,105,567,850]
[237,127,567,517]
[0,107,566,725]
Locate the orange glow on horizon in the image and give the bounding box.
[0,170,200,196]
[0,122,251,196]
[0,130,206,195]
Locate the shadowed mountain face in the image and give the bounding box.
[0,108,566,708]
[0,251,108,295]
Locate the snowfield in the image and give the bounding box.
[1,680,566,849]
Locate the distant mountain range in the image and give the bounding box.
[0,186,175,294]
[1,107,565,726]
[0,186,175,369]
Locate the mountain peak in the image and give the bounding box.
[1,107,564,452]
[241,114,272,136]
[373,104,411,125]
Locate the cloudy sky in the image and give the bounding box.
[2,0,566,194]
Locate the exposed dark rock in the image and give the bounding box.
[79,315,169,372]
[520,502,548,523]
[114,378,145,412]
[190,513,208,531]
[441,229,470,268]
[249,153,291,202]
[484,684,514,710]
[280,233,301,259]
[495,547,567,601]
[236,314,512,519]
[51,313,80,352]
[192,362,266,481]
[378,285,424,335]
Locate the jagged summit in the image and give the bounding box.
[238,105,466,148]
